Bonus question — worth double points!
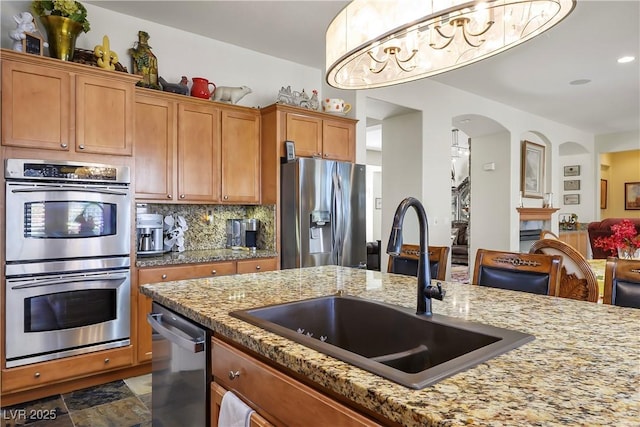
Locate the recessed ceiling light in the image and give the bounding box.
[618,56,636,64]
[569,79,591,85]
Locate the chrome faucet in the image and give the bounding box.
[386,197,445,316]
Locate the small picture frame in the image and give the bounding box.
[284,140,296,162]
[520,140,545,199]
[375,198,382,209]
[563,194,580,205]
[624,182,640,210]
[600,179,607,209]
[564,180,580,191]
[563,165,580,177]
[22,32,44,56]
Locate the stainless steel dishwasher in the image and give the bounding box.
[148,302,210,427]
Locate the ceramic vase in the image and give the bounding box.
[618,247,640,260]
[40,15,83,61]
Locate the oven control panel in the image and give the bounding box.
[5,159,130,184]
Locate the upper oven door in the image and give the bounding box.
[5,181,131,262]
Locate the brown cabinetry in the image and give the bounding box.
[559,230,589,258]
[211,337,380,426]
[134,89,260,204]
[211,382,274,427]
[236,257,278,274]
[1,50,137,156]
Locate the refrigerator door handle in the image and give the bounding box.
[332,167,344,264]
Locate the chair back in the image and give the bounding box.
[529,239,599,302]
[472,249,562,295]
[387,244,450,281]
[539,230,559,240]
[603,257,640,308]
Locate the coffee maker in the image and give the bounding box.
[136,213,164,256]
[226,218,259,250]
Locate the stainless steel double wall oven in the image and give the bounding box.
[4,159,132,368]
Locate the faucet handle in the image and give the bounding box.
[430,282,445,301]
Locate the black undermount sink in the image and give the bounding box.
[230,295,534,389]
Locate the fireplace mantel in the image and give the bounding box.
[517,207,560,221]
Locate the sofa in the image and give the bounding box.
[587,218,640,259]
[451,220,469,265]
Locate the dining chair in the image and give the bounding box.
[387,244,450,281]
[529,238,599,302]
[472,249,562,295]
[603,257,640,308]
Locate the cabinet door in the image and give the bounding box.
[211,382,274,427]
[237,258,278,274]
[75,74,134,155]
[322,119,355,162]
[286,113,322,158]
[139,262,236,284]
[178,103,221,202]
[1,60,71,151]
[221,109,261,203]
[134,94,176,200]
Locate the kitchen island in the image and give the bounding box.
[140,266,639,426]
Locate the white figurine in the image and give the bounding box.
[9,12,39,52]
[212,85,252,104]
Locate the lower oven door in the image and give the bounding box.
[5,269,131,368]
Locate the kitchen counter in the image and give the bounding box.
[135,248,278,268]
[140,266,639,426]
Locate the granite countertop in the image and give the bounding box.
[135,248,278,268]
[140,266,640,426]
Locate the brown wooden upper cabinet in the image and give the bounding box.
[134,89,261,204]
[1,50,137,156]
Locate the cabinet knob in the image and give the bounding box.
[180,194,186,199]
[211,270,217,275]
[228,371,241,380]
[104,358,110,364]
[60,143,68,149]
[162,274,167,279]
[255,265,261,270]
[34,372,41,378]
[223,195,229,200]
[324,154,329,158]
[79,144,85,150]
[167,194,173,199]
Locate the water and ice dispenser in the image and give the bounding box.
[309,211,331,254]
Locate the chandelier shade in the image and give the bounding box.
[326,0,575,89]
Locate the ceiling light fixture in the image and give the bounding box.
[326,0,575,89]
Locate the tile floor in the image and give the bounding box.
[1,374,151,427]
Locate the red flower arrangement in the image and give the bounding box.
[593,219,640,258]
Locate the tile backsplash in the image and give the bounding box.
[142,204,276,251]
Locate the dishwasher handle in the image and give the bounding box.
[147,313,205,353]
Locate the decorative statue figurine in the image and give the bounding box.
[129,31,159,89]
[8,11,47,52]
[94,35,118,70]
[158,76,189,95]
[212,85,252,104]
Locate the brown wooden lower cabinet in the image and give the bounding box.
[211,337,382,427]
[559,230,589,258]
[211,382,274,427]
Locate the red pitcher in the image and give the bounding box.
[190,77,216,99]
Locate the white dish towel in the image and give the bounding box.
[219,391,255,427]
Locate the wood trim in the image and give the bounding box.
[517,207,560,221]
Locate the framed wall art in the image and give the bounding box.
[564,180,580,191]
[600,179,607,209]
[625,182,640,210]
[521,140,545,199]
[563,165,580,176]
[563,194,580,205]
[22,32,44,56]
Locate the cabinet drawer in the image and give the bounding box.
[212,338,380,427]
[211,382,274,427]
[1,346,133,393]
[139,261,236,284]
[236,258,278,274]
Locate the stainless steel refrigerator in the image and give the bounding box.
[281,158,366,269]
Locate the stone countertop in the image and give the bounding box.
[135,248,278,268]
[140,266,640,426]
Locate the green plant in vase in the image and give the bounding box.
[32,0,90,61]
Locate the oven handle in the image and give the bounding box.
[10,274,128,289]
[147,313,205,353]
[10,186,129,196]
